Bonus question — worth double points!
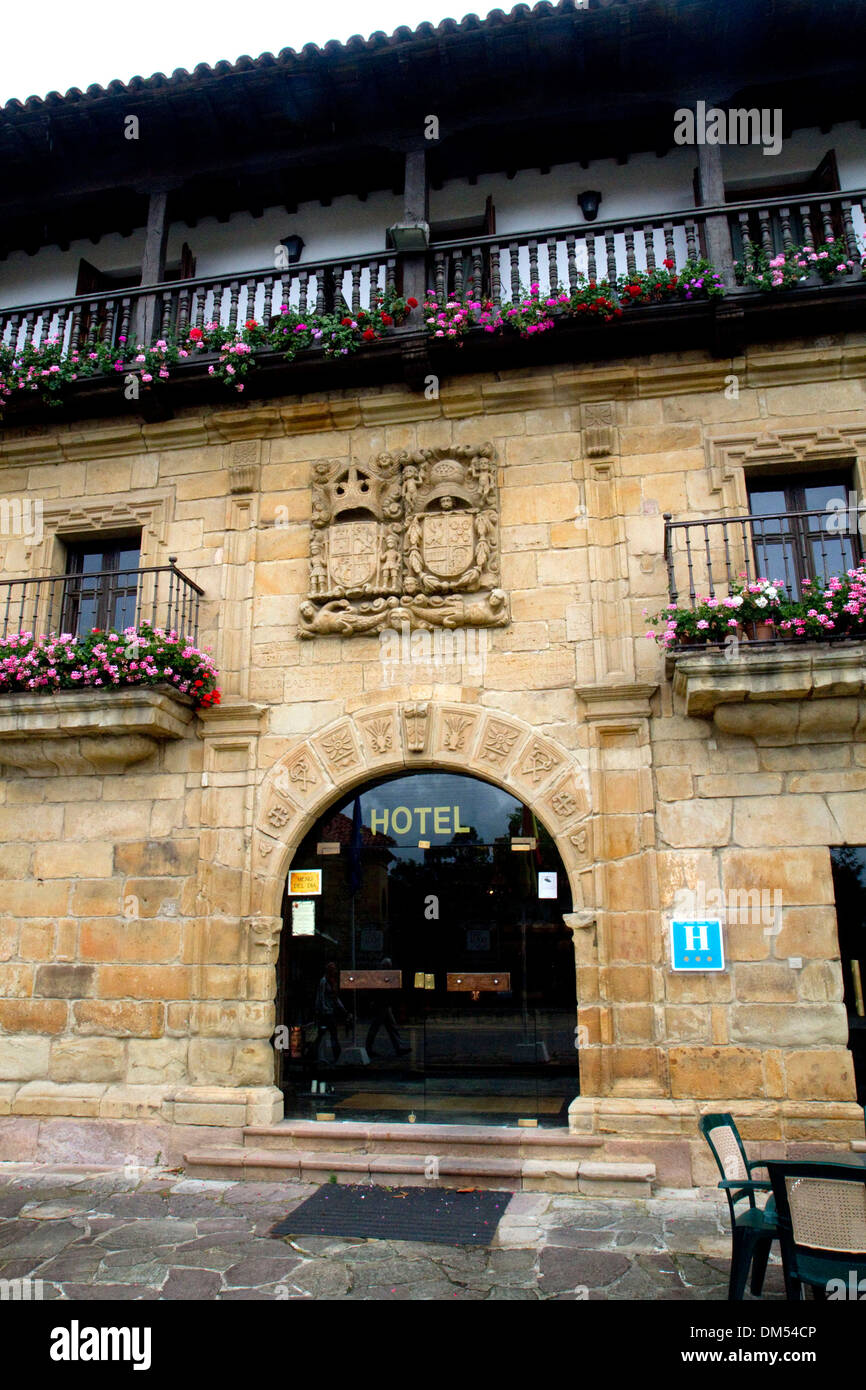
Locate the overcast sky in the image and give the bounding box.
[0,0,499,105]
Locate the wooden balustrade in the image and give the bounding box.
[0,190,863,364]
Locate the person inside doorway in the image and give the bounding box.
[365,958,410,1058]
[314,961,349,1064]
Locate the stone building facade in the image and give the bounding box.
[1,335,864,1184]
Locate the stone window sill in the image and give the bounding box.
[0,686,195,775]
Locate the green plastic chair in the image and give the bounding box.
[765,1160,866,1301]
[699,1112,779,1300]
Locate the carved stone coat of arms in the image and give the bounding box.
[298,443,509,637]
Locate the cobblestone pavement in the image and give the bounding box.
[0,1164,787,1301]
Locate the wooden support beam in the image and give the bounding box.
[137,189,170,344]
[400,146,429,308]
[697,142,735,286]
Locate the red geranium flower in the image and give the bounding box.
[406,297,418,309]
[244,319,258,330]
[663,258,675,269]
[627,285,642,297]
[188,327,203,341]
[341,317,353,327]
[381,313,393,326]
[361,329,376,341]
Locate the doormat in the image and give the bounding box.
[271,1184,511,1246]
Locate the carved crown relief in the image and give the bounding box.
[299,444,509,637]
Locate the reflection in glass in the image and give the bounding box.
[275,771,580,1126]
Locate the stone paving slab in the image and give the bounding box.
[0,1163,790,1301]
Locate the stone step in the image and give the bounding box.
[183,1143,654,1195]
[241,1119,606,1160]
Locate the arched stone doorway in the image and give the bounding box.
[274,767,579,1125]
[246,699,596,1125]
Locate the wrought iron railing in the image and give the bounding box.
[0,559,204,644]
[663,507,862,608]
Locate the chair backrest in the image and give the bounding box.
[699,1112,750,1183]
[771,1164,866,1255]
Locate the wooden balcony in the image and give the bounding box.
[1,189,864,423]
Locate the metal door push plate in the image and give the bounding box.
[446,972,511,992]
[340,971,402,989]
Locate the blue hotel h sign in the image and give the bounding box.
[670,920,725,972]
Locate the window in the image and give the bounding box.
[61,535,141,636]
[75,244,196,344]
[746,470,859,597]
[724,150,841,261]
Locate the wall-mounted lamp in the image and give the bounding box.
[387,220,430,251]
[577,189,602,222]
[280,234,305,264]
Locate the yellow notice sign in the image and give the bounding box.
[288,869,322,896]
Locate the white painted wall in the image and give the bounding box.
[1,124,863,311]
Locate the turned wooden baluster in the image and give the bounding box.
[67,304,82,349]
[663,221,676,267]
[565,235,578,293]
[819,201,835,245]
[737,212,752,268]
[543,237,556,293]
[758,209,773,256]
[604,230,616,282]
[643,223,657,272]
[385,258,396,297]
[176,284,191,336]
[798,204,815,249]
[208,285,221,328]
[527,238,539,288]
[452,250,464,296]
[586,233,597,282]
[295,270,307,315]
[509,241,520,301]
[490,244,502,309]
[332,264,345,313]
[103,297,118,345]
[685,219,698,261]
[350,263,362,314]
[778,206,794,251]
[368,261,380,309]
[118,298,132,345]
[471,246,483,300]
[262,274,275,323]
[21,313,35,350]
[434,252,446,302]
[227,281,240,331]
[624,226,636,277]
[840,201,859,261]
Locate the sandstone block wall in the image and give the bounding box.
[0,338,864,1177]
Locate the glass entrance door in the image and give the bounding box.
[275,771,580,1126]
